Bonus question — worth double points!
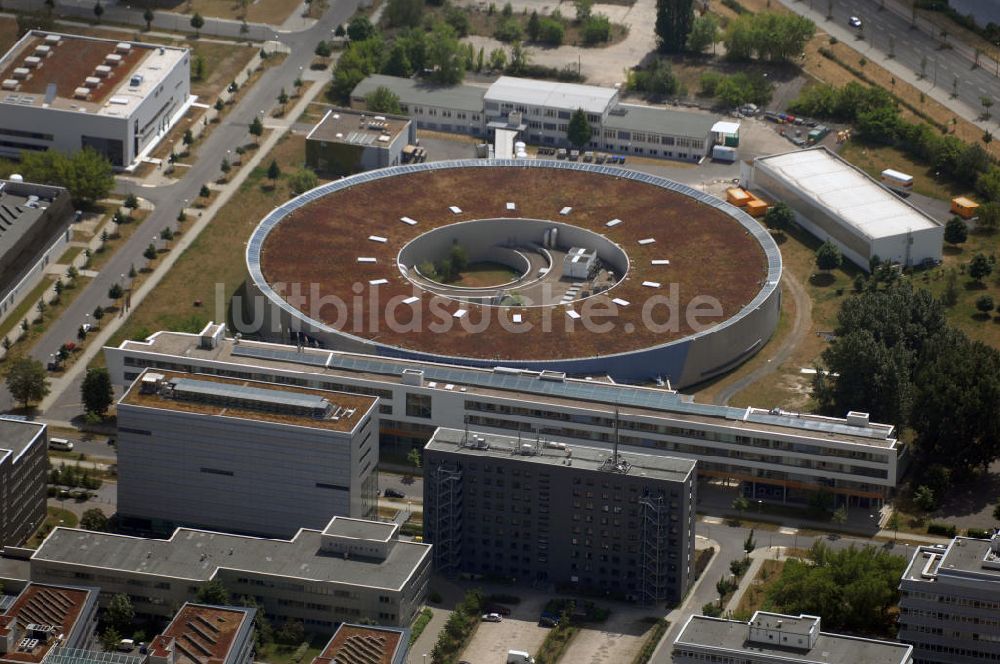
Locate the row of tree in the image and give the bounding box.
[813,282,1000,474]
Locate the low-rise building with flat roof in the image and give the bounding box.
[672,611,913,664]
[0,31,191,168]
[746,147,944,270]
[423,427,696,604]
[312,623,408,664]
[116,362,379,537]
[350,74,485,136]
[898,533,1000,663]
[349,75,722,160]
[0,418,47,547]
[148,603,255,664]
[29,516,431,629]
[0,582,99,664]
[306,108,415,176]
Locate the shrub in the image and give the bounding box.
[926,522,957,537]
[701,602,723,617]
[913,484,938,511]
[582,14,612,45]
[966,527,990,539]
[494,18,523,42]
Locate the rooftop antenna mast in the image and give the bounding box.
[613,405,620,464]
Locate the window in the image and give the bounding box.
[406,392,432,418]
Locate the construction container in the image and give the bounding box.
[745,199,768,217]
[950,196,979,219]
[726,188,751,207]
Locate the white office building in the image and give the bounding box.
[746,147,944,270]
[898,534,1000,664]
[0,31,191,168]
[351,75,719,160]
[117,356,379,537]
[104,327,904,509]
[672,611,913,663]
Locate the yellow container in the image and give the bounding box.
[950,196,979,219]
[726,188,751,207]
[745,199,768,217]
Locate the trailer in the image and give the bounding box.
[712,145,738,163]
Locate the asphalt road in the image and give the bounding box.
[0,2,359,415]
[785,0,1000,127]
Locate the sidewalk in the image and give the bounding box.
[724,547,792,616]
[406,607,449,664]
[649,536,721,663]
[35,80,331,413]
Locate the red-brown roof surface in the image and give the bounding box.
[259,166,768,361]
[0,585,91,664]
[152,604,249,664]
[313,625,402,664]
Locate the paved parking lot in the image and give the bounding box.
[460,594,550,664]
[559,609,655,664]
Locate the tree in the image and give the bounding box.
[383,42,413,77]
[81,508,109,531]
[144,243,158,261]
[527,11,542,41]
[196,579,229,605]
[764,201,794,235]
[656,0,694,54]
[106,594,135,634]
[190,13,205,38]
[124,193,139,215]
[407,448,422,470]
[93,306,105,326]
[567,108,592,149]
[288,168,319,195]
[144,7,155,30]
[20,148,114,208]
[249,116,264,144]
[766,542,906,635]
[365,86,402,114]
[831,505,848,525]
[489,47,508,72]
[108,283,124,301]
[100,628,121,653]
[81,367,114,417]
[743,529,756,557]
[315,40,332,58]
[347,16,376,42]
[994,502,1000,522]
[944,216,968,246]
[267,159,281,184]
[686,13,719,53]
[815,240,842,272]
[93,2,104,22]
[978,202,1000,233]
[715,577,729,607]
[427,22,465,85]
[220,158,231,175]
[6,358,49,409]
[574,0,593,23]
[277,87,289,112]
[969,253,993,283]
[385,0,424,28]
[887,511,901,541]
[978,295,997,317]
[982,96,994,120]
[913,485,937,511]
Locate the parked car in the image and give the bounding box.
[383,488,405,499]
[539,615,559,628]
[482,613,503,622]
[848,16,862,28]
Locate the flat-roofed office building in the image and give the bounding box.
[672,611,913,664]
[898,534,1000,663]
[117,360,379,538]
[105,326,904,510]
[29,517,431,629]
[423,428,696,604]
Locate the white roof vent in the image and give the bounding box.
[846,411,870,427]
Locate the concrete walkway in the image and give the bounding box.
[35,79,331,413]
[648,536,721,662]
[406,607,450,664]
[723,547,792,616]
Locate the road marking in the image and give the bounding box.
[779,527,798,535]
[702,516,724,525]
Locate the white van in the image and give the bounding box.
[48,438,74,451]
[117,639,134,652]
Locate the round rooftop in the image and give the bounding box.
[248,160,780,371]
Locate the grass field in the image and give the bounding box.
[28,507,79,548]
[839,141,973,201]
[132,0,304,25]
[107,132,311,348]
[256,633,327,664]
[733,559,785,620]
